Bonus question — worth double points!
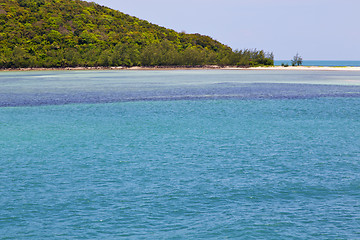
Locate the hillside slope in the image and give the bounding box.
[0,0,273,68]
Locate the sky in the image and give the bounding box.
[85,0,360,60]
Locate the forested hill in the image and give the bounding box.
[0,0,274,68]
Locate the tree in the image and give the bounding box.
[0,0,274,68]
[291,53,303,66]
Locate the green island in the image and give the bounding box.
[0,0,274,68]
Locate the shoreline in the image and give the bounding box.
[1,65,360,72]
[247,66,360,71]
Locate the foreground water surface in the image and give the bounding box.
[1,70,360,239]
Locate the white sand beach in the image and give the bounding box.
[2,66,360,71]
[246,66,360,71]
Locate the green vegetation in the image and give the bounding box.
[0,0,274,68]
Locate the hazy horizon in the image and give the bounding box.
[85,0,360,61]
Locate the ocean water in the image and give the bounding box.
[1,70,360,239]
[275,60,360,67]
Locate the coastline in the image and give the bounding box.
[247,66,360,71]
[1,65,360,72]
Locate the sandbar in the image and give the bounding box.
[1,65,360,72]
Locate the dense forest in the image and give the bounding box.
[0,0,274,68]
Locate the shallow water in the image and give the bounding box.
[1,71,360,239]
[1,70,360,106]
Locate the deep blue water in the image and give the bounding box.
[1,70,360,239]
[275,60,360,67]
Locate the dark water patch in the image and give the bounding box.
[2,83,360,107]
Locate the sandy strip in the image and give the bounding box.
[245,66,360,71]
[1,66,360,71]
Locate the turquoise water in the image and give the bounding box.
[1,71,360,239]
[275,60,360,67]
